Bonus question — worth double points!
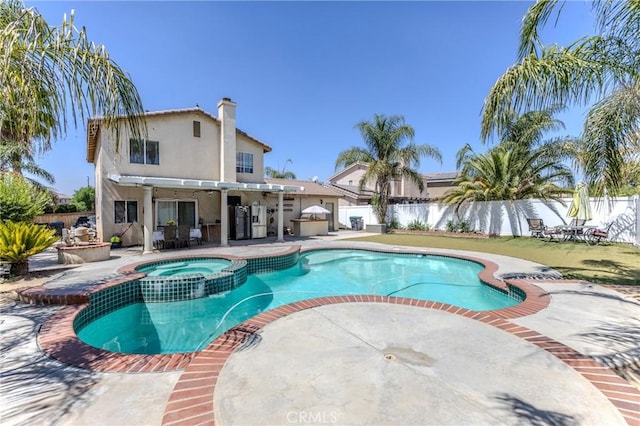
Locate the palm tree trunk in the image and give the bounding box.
[375,180,390,224]
[10,260,29,276]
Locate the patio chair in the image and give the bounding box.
[586,222,613,245]
[177,225,190,248]
[163,225,177,249]
[526,218,545,238]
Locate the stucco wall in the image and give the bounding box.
[236,134,265,183]
[97,112,222,181]
[333,167,369,188]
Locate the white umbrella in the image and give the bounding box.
[302,205,331,214]
[301,205,331,220]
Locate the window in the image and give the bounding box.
[236,152,254,174]
[114,201,138,223]
[129,139,159,165]
[193,120,201,137]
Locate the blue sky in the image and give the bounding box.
[29,1,595,196]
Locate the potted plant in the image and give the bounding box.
[110,233,122,248]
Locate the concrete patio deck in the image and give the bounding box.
[1,231,638,425]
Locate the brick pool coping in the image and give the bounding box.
[20,245,639,425]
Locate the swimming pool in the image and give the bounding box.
[76,249,520,354]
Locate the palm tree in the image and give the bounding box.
[0,0,146,155]
[335,114,442,223]
[265,159,296,179]
[445,108,575,213]
[481,0,640,196]
[443,144,573,214]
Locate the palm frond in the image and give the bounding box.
[581,82,640,195]
[518,0,562,59]
[482,36,632,140]
[0,1,146,153]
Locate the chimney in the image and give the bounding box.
[218,97,237,182]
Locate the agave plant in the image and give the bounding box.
[0,221,58,276]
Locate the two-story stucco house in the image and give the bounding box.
[87,98,334,253]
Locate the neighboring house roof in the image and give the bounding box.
[264,178,343,197]
[86,107,272,163]
[326,161,369,182]
[324,183,374,200]
[424,172,459,183]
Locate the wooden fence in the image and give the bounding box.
[33,212,95,229]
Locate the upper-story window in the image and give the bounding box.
[130,139,160,165]
[236,152,254,174]
[193,120,201,137]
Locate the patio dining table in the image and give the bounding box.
[152,228,202,249]
[560,225,597,244]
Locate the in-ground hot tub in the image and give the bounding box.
[57,242,111,264]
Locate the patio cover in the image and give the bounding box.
[107,174,304,253]
[107,174,303,192]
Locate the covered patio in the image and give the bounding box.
[107,174,304,254]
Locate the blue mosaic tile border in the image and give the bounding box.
[138,260,249,302]
[247,251,299,274]
[74,280,142,331]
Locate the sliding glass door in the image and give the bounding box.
[156,200,197,228]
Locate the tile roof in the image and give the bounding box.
[264,179,343,197]
[424,172,459,182]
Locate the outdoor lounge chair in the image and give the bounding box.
[526,218,545,238]
[586,222,613,245]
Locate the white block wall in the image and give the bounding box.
[340,195,639,245]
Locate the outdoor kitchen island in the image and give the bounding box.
[291,219,329,237]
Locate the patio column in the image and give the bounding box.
[142,185,154,254]
[220,189,229,247]
[277,191,284,242]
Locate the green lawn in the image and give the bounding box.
[344,233,640,286]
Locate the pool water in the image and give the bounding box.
[137,259,232,276]
[77,250,518,354]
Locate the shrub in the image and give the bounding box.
[445,220,457,232]
[407,220,430,231]
[445,219,473,233]
[0,221,58,276]
[387,218,403,230]
[56,203,78,213]
[457,220,473,233]
[0,174,51,222]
